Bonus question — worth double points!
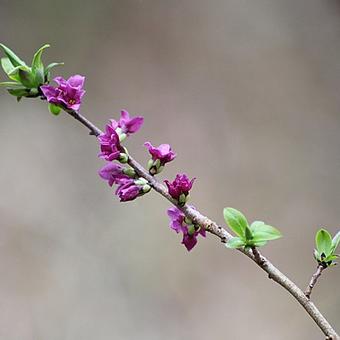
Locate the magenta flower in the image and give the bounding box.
[115,178,141,202]
[164,174,195,205]
[118,110,144,135]
[98,120,122,161]
[144,142,176,165]
[98,163,129,187]
[40,75,85,112]
[167,206,206,251]
[167,207,185,233]
[98,162,148,202]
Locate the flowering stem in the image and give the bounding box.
[305,264,326,299]
[63,108,339,340]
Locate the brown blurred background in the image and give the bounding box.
[0,0,340,339]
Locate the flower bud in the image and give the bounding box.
[142,184,151,193]
[187,224,196,236]
[184,216,192,225]
[122,167,136,178]
[48,103,61,116]
[134,177,148,186]
[178,193,187,206]
[118,153,129,163]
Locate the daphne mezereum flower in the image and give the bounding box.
[164,173,195,205]
[118,110,144,135]
[167,206,206,251]
[115,178,141,202]
[98,120,122,161]
[98,163,130,187]
[40,75,85,112]
[144,142,176,165]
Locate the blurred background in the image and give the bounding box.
[0,0,340,339]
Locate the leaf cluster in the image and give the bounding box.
[0,43,63,101]
[223,207,282,249]
[314,229,340,267]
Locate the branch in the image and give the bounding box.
[64,109,339,340]
[305,264,326,299]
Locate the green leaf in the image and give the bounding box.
[18,68,35,88]
[223,207,249,238]
[7,65,31,82]
[225,237,245,249]
[44,62,64,75]
[31,44,50,85]
[0,81,22,87]
[0,43,26,67]
[245,225,253,241]
[44,62,64,81]
[331,231,340,253]
[251,223,282,242]
[325,254,338,262]
[7,87,30,97]
[1,58,20,81]
[1,57,14,74]
[252,240,267,247]
[250,221,265,232]
[316,229,333,257]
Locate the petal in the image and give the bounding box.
[108,119,119,131]
[98,163,122,180]
[182,234,197,251]
[53,76,67,86]
[144,141,153,151]
[157,144,171,155]
[67,75,85,88]
[70,103,81,112]
[120,109,130,121]
[125,116,144,133]
[167,207,183,220]
[170,221,183,233]
[198,227,206,237]
[40,85,59,102]
[107,151,120,161]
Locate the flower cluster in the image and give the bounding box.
[98,120,123,161]
[145,142,176,175]
[98,111,144,162]
[167,206,206,251]
[96,107,200,249]
[39,66,197,246]
[41,75,86,112]
[164,174,195,206]
[97,108,200,248]
[98,111,150,202]
[99,163,150,201]
[118,110,144,137]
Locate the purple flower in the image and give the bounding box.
[118,110,144,135]
[115,178,141,202]
[182,226,206,251]
[40,75,85,112]
[167,206,206,251]
[99,162,148,202]
[98,163,129,187]
[144,142,176,165]
[98,120,122,161]
[167,207,185,233]
[164,174,195,204]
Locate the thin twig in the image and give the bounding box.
[63,109,339,340]
[65,108,102,137]
[305,264,326,299]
